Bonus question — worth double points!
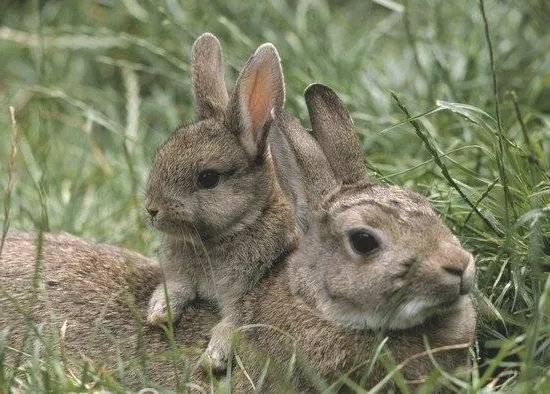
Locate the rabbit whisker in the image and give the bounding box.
[191,222,220,301]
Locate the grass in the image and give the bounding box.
[1,0,549,392]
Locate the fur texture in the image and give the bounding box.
[0,232,473,393]
[144,33,298,369]
[0,232,214,391]
[232,84,477,392]
[0,83,476,393]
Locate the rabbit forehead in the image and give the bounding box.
[327,185,440,230]
[155,119,247,173]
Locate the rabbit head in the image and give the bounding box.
[270,84,475,331]
[145,33,285,243]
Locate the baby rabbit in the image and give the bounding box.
[144,33,298,369]
[232,83,476,392]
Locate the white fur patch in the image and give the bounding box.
[318,296,467,330]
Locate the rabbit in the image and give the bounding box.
[229,83,477,392]
[143,33,299,370]
[0,84,476,392]
[0,231,216,392]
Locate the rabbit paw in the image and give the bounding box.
[205,338,231,372]
[147,284,186,326]
[204,322,235,372]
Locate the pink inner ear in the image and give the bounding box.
[242,68,272,139]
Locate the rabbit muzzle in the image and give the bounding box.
[385,246,475,329]
[459,254,475,295]
[146,206,199,241]
[145,198,172,230]
[145,198,160,221]
[439,244,475,298]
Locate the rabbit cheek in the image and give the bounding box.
[194,183,258,235]
[393,300,433,328]
[318,282,373,328]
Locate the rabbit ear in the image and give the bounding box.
[269,108,337,222]
[305,83,368,184]
[192,33,229,120]
[228,43,285,160]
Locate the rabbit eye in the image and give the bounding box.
[348,229,379,255]
[198,170,220,189]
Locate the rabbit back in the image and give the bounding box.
[0,232,217,390]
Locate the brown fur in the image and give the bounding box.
[0,231,474,393]
[232,83,477,392]
[236,269,475,393]
[0,232,214,391]
[0,82,476,393]
[144,34,298,369]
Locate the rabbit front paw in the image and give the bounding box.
[204,321,235,372]
[147,284,187,326]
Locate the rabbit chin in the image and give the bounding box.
[385,295,470,329]
[319,295,469,331]
[154,219,204,242]
[157,217,251,244]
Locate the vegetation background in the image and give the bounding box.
[0,0,549,392]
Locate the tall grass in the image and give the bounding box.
[1,0,549,392]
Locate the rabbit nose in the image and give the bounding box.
[441,244,471,279]
[442,265,464,277]
[459,255,475,295]
[439,243,475,296]
[147,207,159,218]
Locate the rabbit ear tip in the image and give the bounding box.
[197,32,217,40]
[256,42,278,53]
[193,33,222,49]
[305,83,327,93]
[305,83,337,100]
[253,43,281,63]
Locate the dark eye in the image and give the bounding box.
[198,170,220,189]
[348,229,379,255]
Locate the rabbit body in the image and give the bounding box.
[144,33,299,368]
[235,84,477,392]
[0,232,215,390]
[0,230,473,393]
[147,116,296,315]
[0,68,476,392]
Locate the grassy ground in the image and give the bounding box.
[1,0,549,392]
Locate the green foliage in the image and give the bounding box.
[1,0,549,392]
